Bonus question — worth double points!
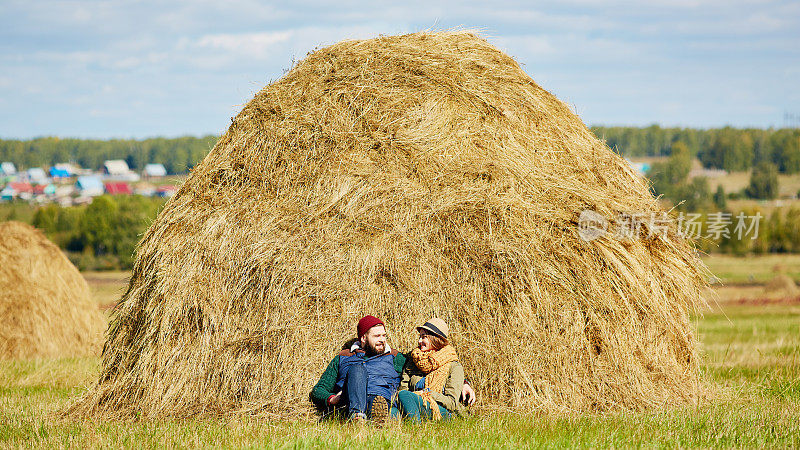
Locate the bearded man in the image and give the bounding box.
[310,315,475,422]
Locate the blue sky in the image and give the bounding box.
[1,0,798,139]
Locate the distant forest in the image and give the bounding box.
[1,126,799,174]
[591,126,800,173]
[0,135,218,174]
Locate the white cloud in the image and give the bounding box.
[493,35,556,58]
[196,31,293,54]
[467,8,621,33]
[494,32,649,68]
[111,53,169,70]
[1,0,798,137]
[20,49,169,72]
[640,10,792,36]
[171,24,392,71]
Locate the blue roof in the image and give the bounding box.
[50,167,71,177]
[76,175,103,190]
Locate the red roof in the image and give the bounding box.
[33,184,47,195]
[104,182,132,195]
[8,182,33,193]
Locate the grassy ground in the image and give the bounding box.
[701,254,800,285]
[707,170,800,200]
[1,299,797,447]
[81,271,129,309]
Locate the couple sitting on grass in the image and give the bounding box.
[310,315,475,424]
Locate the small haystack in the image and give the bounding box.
[763,274,798,296]
[0,221,106,359]
[72,31,708,418]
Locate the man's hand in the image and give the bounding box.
[460,383,476,406]
[328,391,342,406]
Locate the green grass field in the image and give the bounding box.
[701,254,800,284]
[1,301,797,448]
[80,271,129,308]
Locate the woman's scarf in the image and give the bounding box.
[410,345,458,419]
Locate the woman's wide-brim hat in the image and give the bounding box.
[416,318,449,339]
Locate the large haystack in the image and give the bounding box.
[74,31,707,418]
[0,221,106,359]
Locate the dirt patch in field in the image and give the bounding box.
[730,296,800,306]
[706,284,800,307]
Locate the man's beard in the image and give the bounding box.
[364,341,385,356]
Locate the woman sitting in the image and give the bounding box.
[395,318,465,421]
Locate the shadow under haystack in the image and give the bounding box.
[0,221,106,359]
[70,31,708,419]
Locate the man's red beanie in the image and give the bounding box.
[357,315,384,338]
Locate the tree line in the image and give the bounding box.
[0,135,218,174]
[2,127,799,174]
[646,141,783,207]
[592,126,800,173]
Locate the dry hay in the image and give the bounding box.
[70,31,708,419]
[763,274,798,295]
[0,221,106,359]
